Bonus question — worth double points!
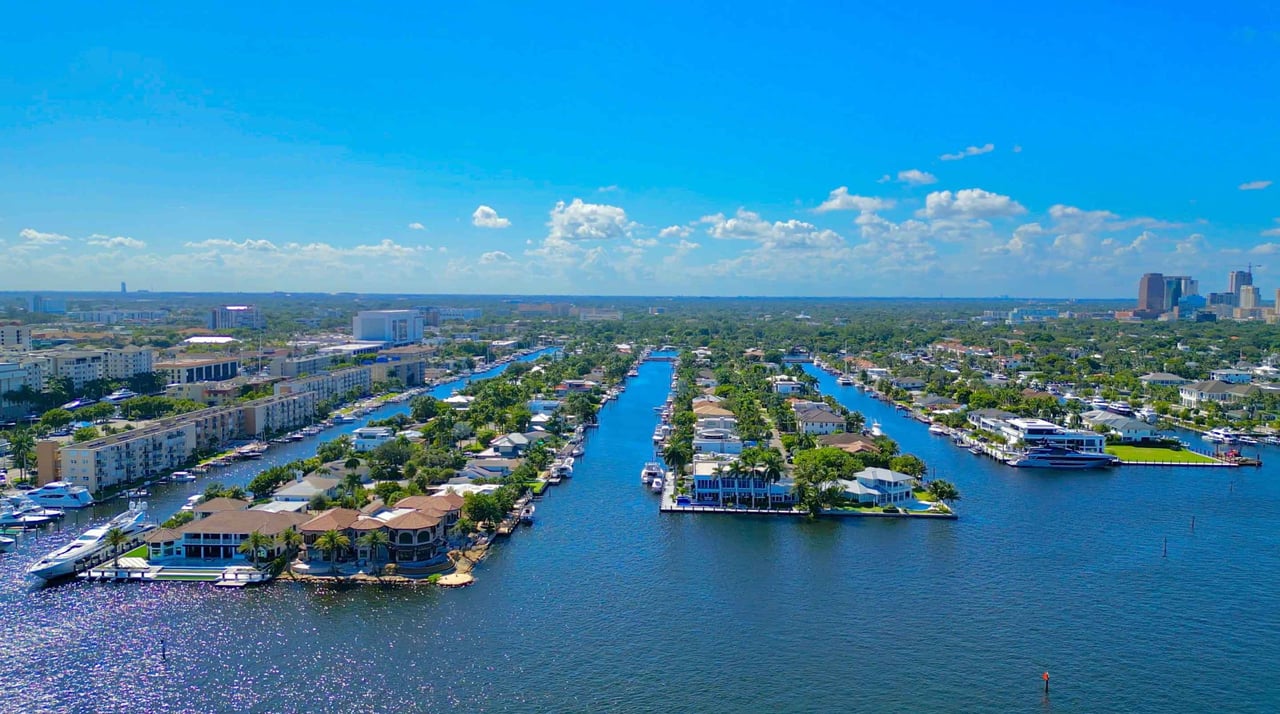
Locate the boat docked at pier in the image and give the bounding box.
[641,461,665,484]
[25,481,94,508]
[1009,446,1119,469]
[27,502,155,580]
[1203,427,1239,444]
[837,374,855,386]
[1,496,65,527]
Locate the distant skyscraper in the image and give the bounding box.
[1178,277,1199,296]
[1161,276,1185,311]
[1228,269,1252,297]
[1240,285,1260,310]
[120,281,127,294]
[1138,273,1165,315]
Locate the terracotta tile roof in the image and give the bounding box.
[179,510,309,536]
[143,527,183,543]
[349,518,387,531]
[194,497,251,514]
[299,507,362,533]
[385,510,442,530]
[394,495,462,513]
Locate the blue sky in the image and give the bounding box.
[1,2,1277,297]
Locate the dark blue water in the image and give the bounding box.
[1,357,1277,712]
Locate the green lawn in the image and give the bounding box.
[122,545,149,559]
[1106,444,1218,464]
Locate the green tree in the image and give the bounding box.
[889,454,927,478]
[791,461,843,519]
[72,426,99,442]
[105,526,129,568]
[8,429,36,480]
[238,530,274,568]
[314,529,351,573]
[927,479,961,506]
[357,528,391,568]
[39,408,74,431]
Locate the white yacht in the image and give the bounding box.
[171,471,196,482]
[553,460,574,478]
[1,500,60,528]
[641,462,665,484]
[649,476,664,493]
[870,421,884,437]
[28,503,155,580]
[837,374,855,386]
[0,534,14,552]
[1203,428,1237,444]
[927,424,949,436]
[25,481,95,509]
[1010,447,1119,469]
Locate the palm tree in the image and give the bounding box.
[314,529,351,573]
[927,479,961,507]
[238,529,274,568]
[357,529,391,573]
[224,486,247,501]
[663,441,692,480]
[105,526,129,569]
[758,449,786,510]
[276,529,304,578]
[8,429,36,481]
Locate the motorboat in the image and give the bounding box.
[837,374,855,386]
[1237,434,1259,445]
[968,444,984,455]
[25,481,95,509]
[1136,407,1159,424]
[1,497,63,527]
[179,494,203,513]
[1010,447,1119,469]
[927,424,949,436]
[520,505,536,524]
[641,461,665,484]
[236,442,269,459]
[649,476,664,493]
[1203,428,1238,444]
[124,488,150,499]
[553,460,574,479]
[171,471,196,482]
[870,421,884,438]
[27,502,155,580]
[0,534,14,552]
[570,445,585,458]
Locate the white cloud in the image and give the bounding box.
[1263,220,1280,238]
[815,187,895,213]
[597,185,620,193]
[87,234,146,249]
[702,209,844,250]
[922,189,1027,219]
[407,222,426,231]
[896,169,937,186]
[940,143,995,161]
[1239,180,1272,191]
[1012,145,1023,153]
[479,250,513,264]
[472,205,511,229]
[547,198,634,241]
[18,228,70,245]
[631,238,658,248]
[185,238,279,251]
[659,225,692,239]
[1250,243,1280,254]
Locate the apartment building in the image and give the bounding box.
[156,357,240,384]
[242,392,318,436]
[353,310,424,345]
[209,305,264,330]
[103,346,154,379]
[274,366,373,404]
[50,392,319,491]
[0,361,43,419]
[0,323,32,350]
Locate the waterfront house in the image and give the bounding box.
[915,394,960,411]
[552,379,598,396]
[1140,372,1191,387]
[891,377,926,391]
[696,369,719,388]
[144,527,184,561]
[1080,410,1158,443]
[996,418,1107,453]
[966,408,1020,432]
[1178,380,1259,409]
[352,426,396,452]
[693,427,744,455]
[839,467,916,506]
[527,398,562,415]
[692,402,735,419]
[816,432,881,455]
[273,475,342,503]
[176,510,310,560]
[442,394,474,410]
[695,414,738,431]
[769,376,805,395]
[193,497,251,520]
[690,458,796,507]
[793,402,845,435]
[692,394,725,406]
[1209,369,1253,384]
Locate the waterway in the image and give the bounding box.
[0,357,1277,712]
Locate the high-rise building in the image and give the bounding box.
[353,310,424,346]
[209,305,264,330]
[1228,269,1253,297]
[27,295,67,314]
[1240,285,1260,310]
[1178,277,1199,296]
[1161,276,1185,312]
[1137,273,1165,315]
[120,281,127,294]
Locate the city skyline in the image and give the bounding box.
[1,3,1278,296]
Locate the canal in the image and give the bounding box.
[0,356,1276,712]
